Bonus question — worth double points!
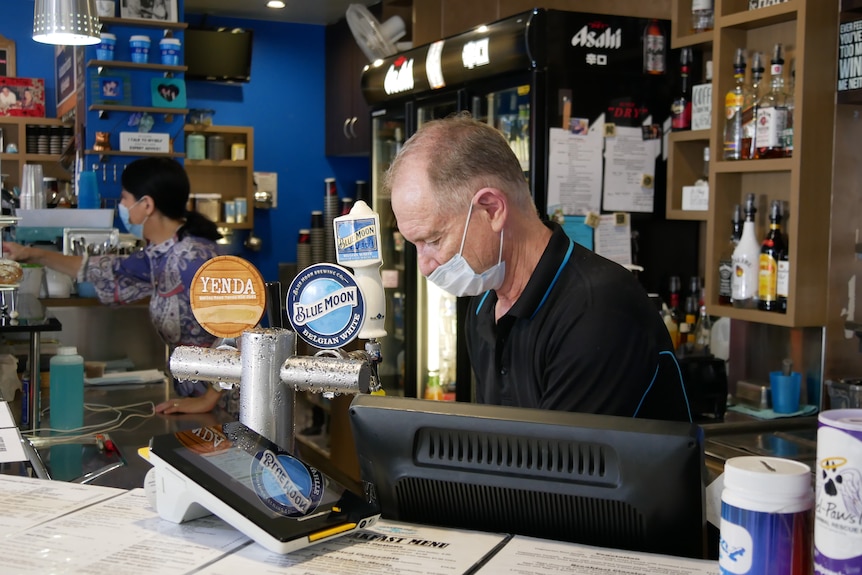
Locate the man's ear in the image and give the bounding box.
[474,187,507,233]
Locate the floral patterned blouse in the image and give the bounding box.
[82,233,220,397]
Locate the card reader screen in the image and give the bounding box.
[149,421,379,542]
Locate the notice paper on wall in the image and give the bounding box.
[594,213,632,268]
[602,118,660,213]
[546,117,604,217]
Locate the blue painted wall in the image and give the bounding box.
[1,1,370,282]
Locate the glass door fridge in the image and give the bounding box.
[369,105,410,397]
[414,95,461,402]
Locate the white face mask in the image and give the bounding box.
[426,202,505,297]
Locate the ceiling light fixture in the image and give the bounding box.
[267,1,286,8]
[33,0,101,46]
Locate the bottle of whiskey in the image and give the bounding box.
[731,193,759,309]
[718,203,743,306]
[741,51,765,160]
[671,47,694,131]
[755,44,791,159]
[691,0,714,33]
[723,48,751,160]
[759,200,788,312]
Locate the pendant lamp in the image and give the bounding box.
[33,0,101,46]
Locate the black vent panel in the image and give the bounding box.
[415,427,619,486]
[394,477,644,549]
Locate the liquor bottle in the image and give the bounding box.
[755,44,791,159]
[693,305,713,354]
[741,51,765,160]
[723,48,750,160]
[777,243,790,313]
[783,62,795,158]
[758,200,787,312]
[643,19,666,75]
[668,275,683,323]
[685,275,701,320]
[731,193,759,308]
[671,48,694,131]
[718,204,743,305]
[692,0,714,33]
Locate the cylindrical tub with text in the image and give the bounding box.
[815,409,862,574]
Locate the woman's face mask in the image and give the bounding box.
[118,197,147,238]
[426,202,504,297]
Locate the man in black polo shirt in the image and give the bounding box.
[385,113,690,422]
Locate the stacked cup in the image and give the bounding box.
[129,35,151,63]
[159,38,181,66]
[19,164,45,210]
[97,33,116,61]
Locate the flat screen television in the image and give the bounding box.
[185,27,253,83]
[349,395,707,559]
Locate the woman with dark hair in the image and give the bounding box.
[4,158,228,414]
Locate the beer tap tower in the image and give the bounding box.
[168,200,387,454]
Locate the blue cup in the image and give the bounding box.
[77,171,101,209]
[129,35,151,63]
[770,371,802,413]
[97,33,116,61]
[159,38,181,66]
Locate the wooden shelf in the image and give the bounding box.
[672,30,715,49]
[184,159,250,167]
[669,129,710,142]
[88,60,187,73]
[713,158,794,173]
[666,208,709,221]
[89,104,189,115]
[84,149,184,158]
[707,303,800,327]
[719,1,798,29]
[98,17,188,30]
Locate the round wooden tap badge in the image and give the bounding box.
[190,255,266,338]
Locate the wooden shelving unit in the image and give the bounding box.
[183,125,255,230]
[0,117,72,189]
[669,0,838,328]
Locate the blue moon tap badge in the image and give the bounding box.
[286,263,366,349]
[252,449,324,517]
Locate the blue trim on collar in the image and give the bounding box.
[475,290,492,315]
[530,239,574,320]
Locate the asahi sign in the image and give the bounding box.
[571,23,622,50]
[384,56,414,96]
[462,38,490,70]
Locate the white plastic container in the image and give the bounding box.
[719,456,813,574]
[815,409,862,574]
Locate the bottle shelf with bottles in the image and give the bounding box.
[671,0,838,329]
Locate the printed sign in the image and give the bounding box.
[286,263,365,349]
[190,256,266,338]
[120,132,170,153]
[839,18,862,92]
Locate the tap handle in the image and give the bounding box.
[265,281,285,329]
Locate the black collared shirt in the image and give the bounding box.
[466,222,690,422]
